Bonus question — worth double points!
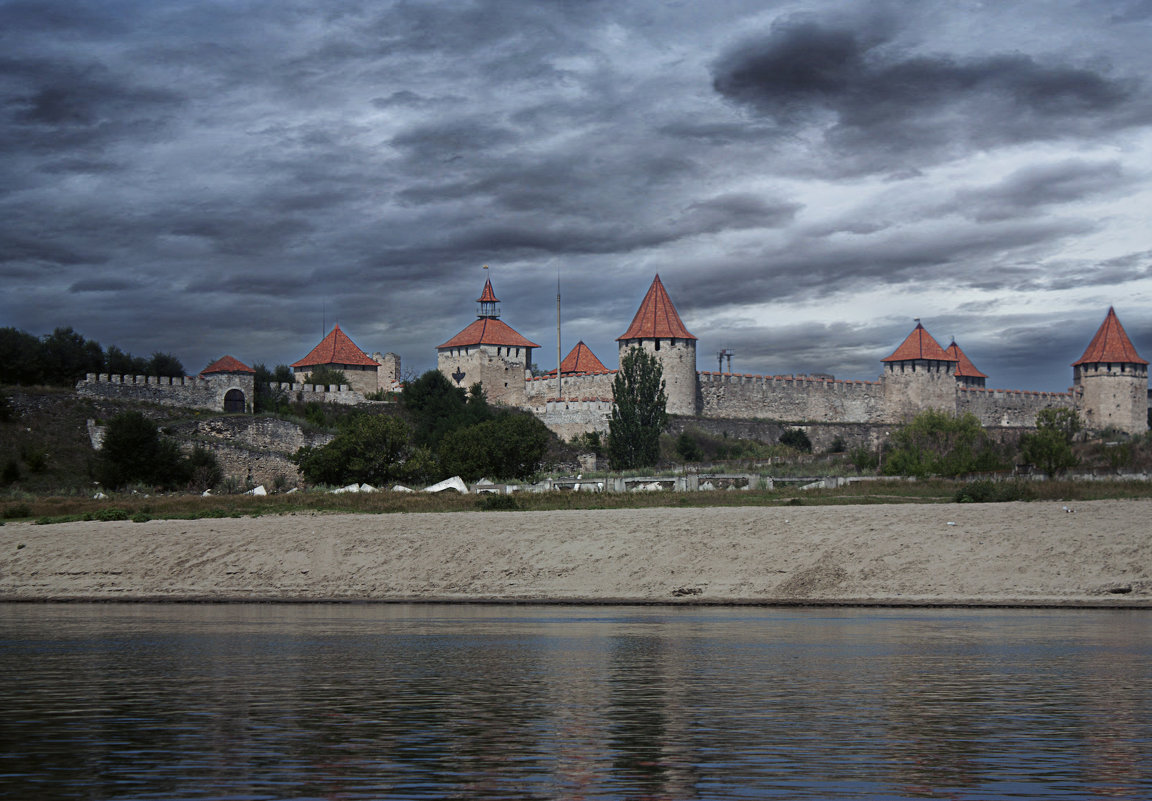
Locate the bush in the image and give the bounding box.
[883,410,1006,478]
[20,444,48,473]
[2,503,30,519]
[779,428,812,453]
[478,494,520,511]
[1,459,20,485]
[93,508,131,522]
[295,413,413,487]
[675,432,704,462]
[954,480,1035,503]
[850,447,879,473]
[1019,408,1080,476]
[439,413,551,482]
[95,411,189,490]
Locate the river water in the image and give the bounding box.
[0,603,1149,800]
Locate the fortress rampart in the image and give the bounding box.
[77,374,372,412]
[958,385,1076,427]
[698,371,886,423]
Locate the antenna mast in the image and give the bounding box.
[556,266,562,400]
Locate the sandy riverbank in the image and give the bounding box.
[1,501,1149,606]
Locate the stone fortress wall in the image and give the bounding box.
[77,373,373,411]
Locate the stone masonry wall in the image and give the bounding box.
[77,373,254,413]
[959,386,1076,427]
[699,371,886,423]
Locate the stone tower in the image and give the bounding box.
[616,274,698,416]
[1072,307,1149,434]
[437,276,540,406]
[881,322,959,421]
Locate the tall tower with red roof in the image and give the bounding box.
[881,321,960,419]
[1072,307,1148,433]
[617,275,698,416]
[438,276,540,406]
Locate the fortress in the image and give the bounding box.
[78,274,1150,446]
[437,275,1150,440]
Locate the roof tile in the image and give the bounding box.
[545,341,611,376]
[944,341,987,378]
[882,323,956,363]
[617,274,696,341]
[1073,307,1148,366]
[438,317,540,350]
[200,355,254,375]
[291,324,379,368]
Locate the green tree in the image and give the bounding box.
[304,365,348,388]
[608,347,668,470]
[104,345,149,376]
[402,370,491,449]
[41,327,104,385]
[0,327,44,384]
[882,410,1005,478]
[1020,408,1080,476]
[675,431,703,462]
[294,413,413,486]
[253,363,294,414]
[439,413,551,481]
[779,428,813,452]
[147,351,186,378]
[95,411,191,489]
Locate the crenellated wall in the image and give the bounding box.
[959,386,1076,427]
[77,373,255,413]
[698,371,886,423]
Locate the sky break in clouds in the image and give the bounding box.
[3,0,1152,392]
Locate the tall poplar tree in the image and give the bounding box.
[608,347,668,470]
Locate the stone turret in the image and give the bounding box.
[616,274,698,416]
[437,276,539,406]
[881,321,959,421]
[1073,307,1148,434]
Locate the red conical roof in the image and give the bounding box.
[1073,307,1147,366]
[546,341,611,376]
[617,274,696,341]
[944,341,987,378]
[438,317,540,350]
[477,278,499,304]
[200,355,254,375]
[882,322,956,362]
[291,324,379,368]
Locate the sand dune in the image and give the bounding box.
[1,501,1149,606]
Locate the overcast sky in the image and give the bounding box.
[4,0,1152,391]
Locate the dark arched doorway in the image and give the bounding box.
[223,389,246,413]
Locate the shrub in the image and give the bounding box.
[675,432,704,462]
[1019,408,1080,476]
[95,411,189,490]
[779,428,812,453]
[849,447,879,473]
[2,503,30,519]
[954,480,1035,503]
[1,459,20,485]
[295,413,413,487]
[883,410,1006,478]
[93,508,131,522]
[439,413,551,481]
[478,494,520,511]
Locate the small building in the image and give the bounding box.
[291,324,385,394]
[1072,307,1149,433]
[438,277,540,406]
[200,355,256,412]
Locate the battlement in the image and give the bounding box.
[698,371,880,389]
[959,385,1075,400]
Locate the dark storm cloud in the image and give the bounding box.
[712,17,1149,172]
[949,160,1128,222]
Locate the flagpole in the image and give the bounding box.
[556,266,562,401]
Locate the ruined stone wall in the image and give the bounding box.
[77,373,254,413]
[169,416,335,488]
[698,371,886,423]
[1075,365,1149,433]
[269,383,367,406]
[959,386,1076,427]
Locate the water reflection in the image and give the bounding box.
[0,604,1149,800]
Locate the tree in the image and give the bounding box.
[304,365,348,388]
[439,413,551,481]
[95,411,198,490]
[779,428,813,453]
[882,410,1005,478]
[675,431,703,462]
[402,370,490,449]
[147,351,186,378]
[608,347,668,470]
[1020,408,1080,476]
[0,327,43,384]
[105,345,149,376]
[294,413,413,486]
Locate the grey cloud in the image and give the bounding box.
[712,17,1149,171]
[951,160,1128,222]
